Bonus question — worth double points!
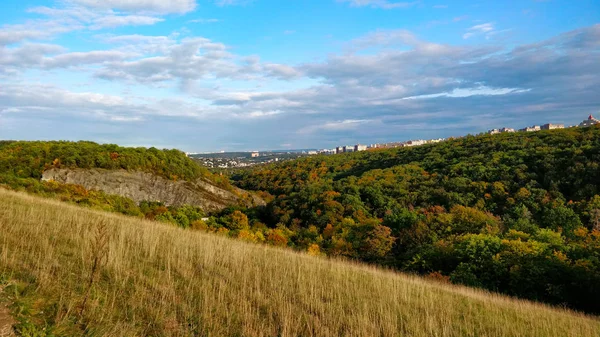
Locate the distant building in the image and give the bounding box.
[354,144,367,152]
[519,125,541,132]
[541,123,565,130]
[488,129,500,135]
[500,128,515,133]
[406,140,426,147]
[579,115,600,128]
[343,146,354,153]
[308,151,318,155]
[251,152,259,158]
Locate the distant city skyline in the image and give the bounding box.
[0,0,599,152]
[195,115,593,154]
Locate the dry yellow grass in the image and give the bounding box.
[0,188,598,337]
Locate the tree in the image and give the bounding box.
[227,210,250,231]
[541,205,582,236]
[267,229,288,247]
[362,225,395,260]
[450,205,500,234]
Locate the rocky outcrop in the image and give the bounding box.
[41,168,264,212]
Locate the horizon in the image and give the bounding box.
[0,0,599,152]
[188,115,587,152]
[0,114,589,153]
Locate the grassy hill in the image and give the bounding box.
[0,188,598,337]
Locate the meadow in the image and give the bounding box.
[0,188,598,337]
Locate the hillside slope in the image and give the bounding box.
[41,168,264,211]
[230,127,600,314]
[0,188,598,337]
[0,141,262,212]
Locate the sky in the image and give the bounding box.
[0,0,599,152]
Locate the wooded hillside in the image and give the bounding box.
[0,140,227,184]
[231,127,600,314]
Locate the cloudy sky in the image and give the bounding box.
[0,0,599,151]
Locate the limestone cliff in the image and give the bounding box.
[41,168,264,212]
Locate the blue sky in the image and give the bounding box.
[0,0,599,152]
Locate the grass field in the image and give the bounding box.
[0,188,598,337]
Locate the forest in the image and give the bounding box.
[0,140,231,186]
[1,128,600,314]
[0,140,217,222]
[230,127,600,314]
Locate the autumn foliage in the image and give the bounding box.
[4,128,600,314]
[231,126,600,314]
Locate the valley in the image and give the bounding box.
[1,128,600,335]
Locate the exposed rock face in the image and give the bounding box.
[42,168,264,212]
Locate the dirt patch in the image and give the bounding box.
[0,286,15,337]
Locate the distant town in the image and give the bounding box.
[188,150,309,169]
[189,114,600,169]
[327,114,600,155]
[485,114,599,135]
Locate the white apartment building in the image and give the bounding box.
[579,115,600,128]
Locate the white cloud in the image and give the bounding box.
[2,28,307,80]
[463,22,495,39]
[346,29,451,53]
[194,25,599,145]
[68,0,197,14]
[0,84,129,116]
[0,43,63,74]
[338,0,418,9]
[402,86,530,100]
[262,63,303,79]
[0,43,136,73]
[214,0,253,6]
[89,37,303,83]
[0,29,55,46]
[0,4,172,46]
[240,110,283,118]
[90,15,164,29]
[188,18,220,24]
[100,34,177,55]
[1,20,599,150]
[0,17,83,46]
[298,119,373,134]
[106,114,144,122]
[43,50,134,68]
[0,83,293,126]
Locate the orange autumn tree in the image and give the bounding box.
[228,210,250,231]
